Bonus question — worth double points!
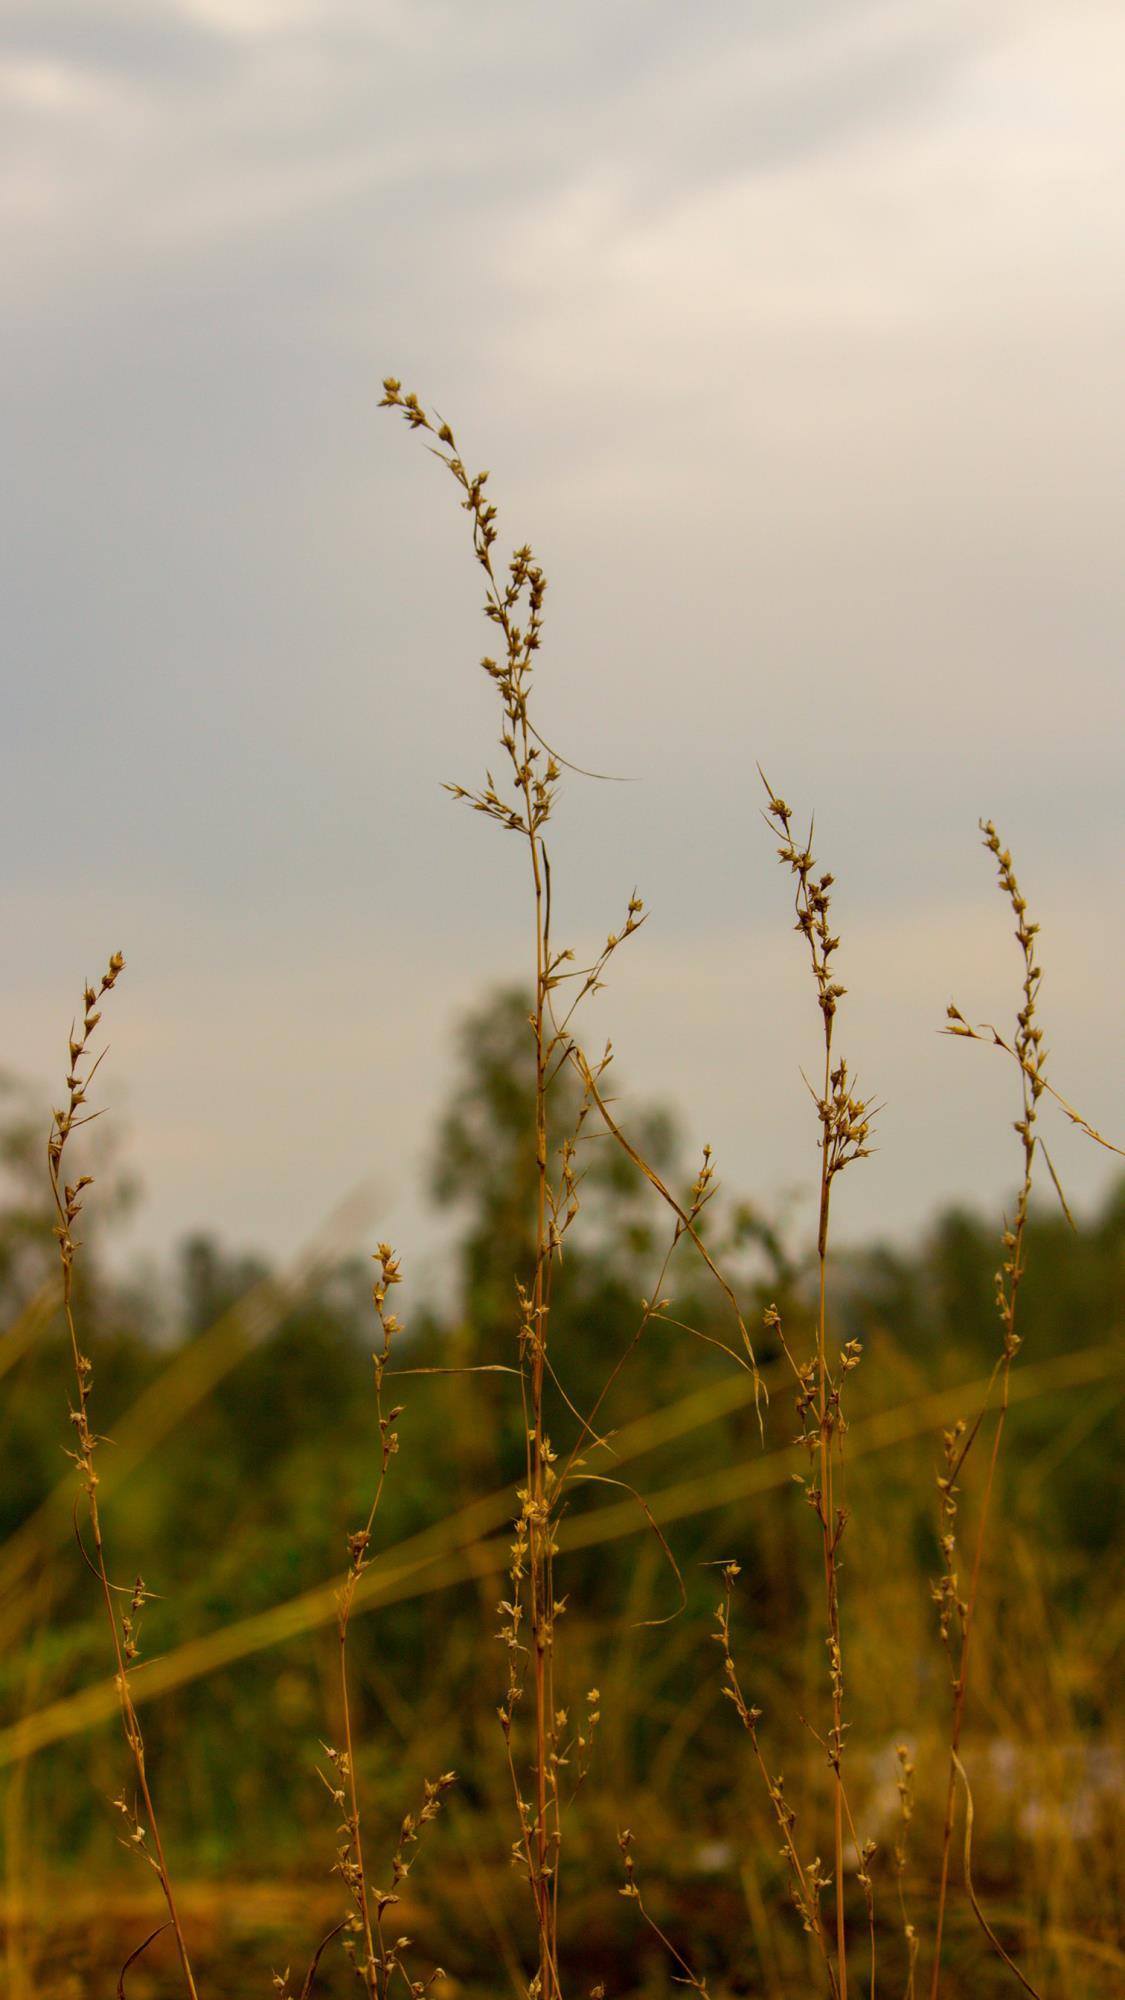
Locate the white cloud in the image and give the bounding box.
[3,0,1121,1265]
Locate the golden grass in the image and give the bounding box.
[0,1337,1119,1775]
[14,381,1119,1999]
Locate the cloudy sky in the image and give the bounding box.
[3,0,1122,1288]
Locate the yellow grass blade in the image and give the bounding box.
[0,1282,61,1389]
[1,1338,1119,1769]
[0,1190,374,1632]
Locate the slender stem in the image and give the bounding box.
[933,820,1041,1997]
[754,780,873,2000]
[340,1632,379,1996]
[718,1585,840,1998]
[74,1299,201,2000]
[525,785,557,2000]
[929,1362,1013,1997]
[334,1247,401,1997]
[49,963,200,2000]
[817,1039,848,2000]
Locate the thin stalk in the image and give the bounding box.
[329,1243,406,1997]
[931,821,1043,1997]
[526,806,557,1998]
[379,379,563,1993]
[339,1647,379,1994]
[816,1039,848,2000]
[715,1575,840,1998]
[930,1288,1020,1998]
[48,956,200,2000]
[757,777,874,2000]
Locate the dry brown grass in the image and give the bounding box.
[32,381,1120,2000]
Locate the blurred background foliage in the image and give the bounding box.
[0,991,1121,1997]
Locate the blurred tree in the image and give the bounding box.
[0,1001,1120,1930]
[431,985,680,1350]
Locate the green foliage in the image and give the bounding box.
[0,994,1121,1996]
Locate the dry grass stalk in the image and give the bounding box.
[377,382,1124,2000]
[714,1564,839,1990]
[47,954,200,1999]
[930,825,1045,1995]
[930,824,1119,1997]
[42,386,1121,2000]
[617,1826,711,1997]
[312,1244,454,2000]
[379,378,766,1997]
[379,377,574,1998]
[743,776,878,2000]
[893,1745,919,2000]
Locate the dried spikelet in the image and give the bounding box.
[49,955,201,2000]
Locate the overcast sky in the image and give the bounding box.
[3,0,1122,1291]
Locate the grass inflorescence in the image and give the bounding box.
[32,381,1120,2000]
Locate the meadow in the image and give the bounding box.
[1,385,1121,1999]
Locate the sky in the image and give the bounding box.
[3,0,1123,1295]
